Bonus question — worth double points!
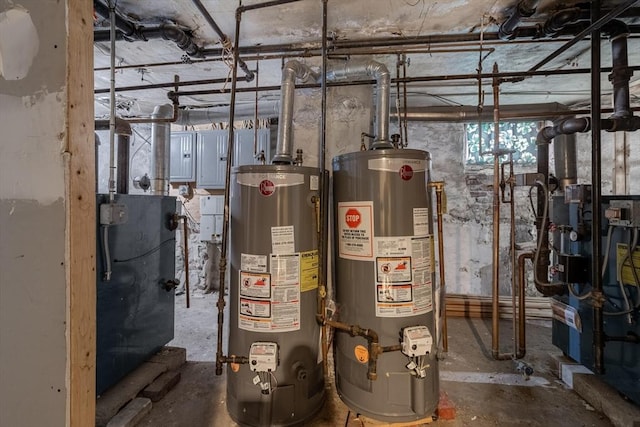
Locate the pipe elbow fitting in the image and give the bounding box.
[542,8,581,37]
[604,19,629,39]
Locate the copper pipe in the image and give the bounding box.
[508,160,517,359]
[322,318,398,381]
[429,181,448,352]
[491,63,513,361]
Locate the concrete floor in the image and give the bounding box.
[138,293,612,427]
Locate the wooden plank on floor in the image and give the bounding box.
[141,371,181,402]
[96,362,167,427]
[105,398,152,427]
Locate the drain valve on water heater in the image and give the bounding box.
[401,326,433,357]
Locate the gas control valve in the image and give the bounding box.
[401,325,433,357]
[249,342,279,372]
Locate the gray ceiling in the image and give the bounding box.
[93,0,640,119]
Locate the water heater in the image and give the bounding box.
[226,164,325,426]
[332,148,439,422]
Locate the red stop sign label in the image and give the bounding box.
[345,208,361,228]
[259,179,275,196]
[399,165,414,181]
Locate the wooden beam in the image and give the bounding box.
[66,0,96,424]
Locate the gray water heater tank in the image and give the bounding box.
[332,148,439,423]
[227,164,325,427]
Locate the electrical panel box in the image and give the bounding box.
[197,130,228,189]
[200,195,224,242]
[235,128,271,165]
[170,131,196,182]
[605,199,640,228]
[401,326,433,357]
[249,342,279,372]
[194,129,271,189]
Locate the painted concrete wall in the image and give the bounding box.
[0,0,68,425]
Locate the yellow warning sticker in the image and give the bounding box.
[616,243,640,286]
[354,345,369,364]
[300,250,319,292]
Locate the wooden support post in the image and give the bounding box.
[66,0,96,425]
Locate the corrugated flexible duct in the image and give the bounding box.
[327,59,392,149]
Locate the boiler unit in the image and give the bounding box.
[332,148,439,423]
[96,193,177,395]
[550,187,640,406]
[226,164,325,426]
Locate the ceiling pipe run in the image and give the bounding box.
[272,60,319,164]
[189,0,254,81]
[528,0,638,72]
[94,1,204,58]
[326,59,392,149]
[498,0,539,40]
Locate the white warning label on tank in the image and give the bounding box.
[413,207,430,236]
[241,253,268,273]
[239,253,301,332]
[368,158,426,173]
[374,236,433,317]
[271,225,295,254]
[240,272,271,299]
[338,201,374,260]
[237,172,305,188]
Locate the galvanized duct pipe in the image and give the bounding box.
[552,133,578,190]
[273,60,318,164]
[498,0,539,40]
[150,104,174,195]
[326,59,392,149]
[391,103,572,122]
[96,118,132,194]
[175,103,279,125]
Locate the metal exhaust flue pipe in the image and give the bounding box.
[326,59,392,149]
[272,60,318,164]
[150,104,174,195]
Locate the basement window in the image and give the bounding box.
[465,121,539,166]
